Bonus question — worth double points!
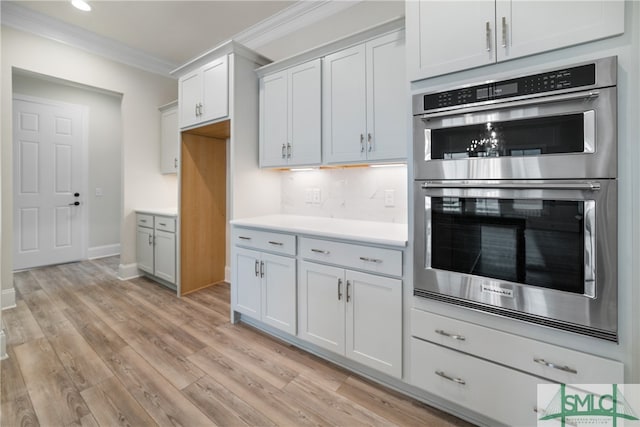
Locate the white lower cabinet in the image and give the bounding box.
[299,260,402,378]
[411,338,542,427]
[136,213,176,287]
[233,235,296,335]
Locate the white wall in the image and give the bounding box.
[1,26,178,292]
[281,166,407,223]
[12,72,123,250]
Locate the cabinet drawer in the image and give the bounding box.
[137,214,153,228]
[411,309,624,384]
[300,237,402,277]
[154,216,176,233]
[233,227,296,256]
[410,338,542,427]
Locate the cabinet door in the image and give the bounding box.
[260,70,289,168]
[160,107,179,174]
[288,59,322,166]
[136,226,154,274]
[201,55,229,122]
[345,270,402,378]
[366,31,407,162]
[298,261,345,354]
[234,248,261,318]
[496,0,624,62]
[323,45,367,164]
[406,0,496,80]
[179,70,201,128]
[261,253,296,334]
[154,229,176,284]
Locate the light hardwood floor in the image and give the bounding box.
[1,257,473,426]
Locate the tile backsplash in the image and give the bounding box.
[281,165,407,223]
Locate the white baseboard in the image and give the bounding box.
[2,288,16,310]
[118,263,141,281]
[0,329,6,360]
[225,266,231,283]
[88,244,120,259]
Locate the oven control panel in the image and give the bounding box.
[423,63,596,112]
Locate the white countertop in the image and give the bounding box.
[230,214,408,248]
[135,208,178,217]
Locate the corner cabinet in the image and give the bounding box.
[406,0,625,80]
[323,30,407,164]
[260,59,322,167]
[178,55,229,129]
[159,101,179,174]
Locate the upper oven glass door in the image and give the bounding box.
[413,87,616,180]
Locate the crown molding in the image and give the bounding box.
[1,1,363,78]
[1,1,178,77]
[234,0,363,50]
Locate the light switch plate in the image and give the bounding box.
[384,189,395,207]
[312,188,321,205]
[305,188,313,204]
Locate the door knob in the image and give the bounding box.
[74,192,80,197]
[68,201,80,206]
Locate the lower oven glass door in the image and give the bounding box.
[413,179,617,341]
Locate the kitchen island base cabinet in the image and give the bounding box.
[299,261,402,378]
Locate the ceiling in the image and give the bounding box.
[8,0,296,66]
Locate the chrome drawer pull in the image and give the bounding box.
[140,219,147,223]
[359,256,382,263]
[533,358,578,374]
[337,278,343,300]
[238,236,251,240]
[311,248,330,255]
[435,329,466,341]
[435,370,466,385]
[158,222,167,226]
[268,241,284,246]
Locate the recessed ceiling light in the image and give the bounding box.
[71,0,92,12]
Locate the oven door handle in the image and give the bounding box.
[418,89,600,119]
[420,181,601,191]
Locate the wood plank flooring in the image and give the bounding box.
[1,257,473,426]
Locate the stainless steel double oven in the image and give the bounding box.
[413,57,618,341]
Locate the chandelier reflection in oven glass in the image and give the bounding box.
[467,122,502,157]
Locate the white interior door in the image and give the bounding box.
[13,96,86,270]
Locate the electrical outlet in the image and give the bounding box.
[384,189,395,207]
[312,188,321,205]
[305,188,313,204]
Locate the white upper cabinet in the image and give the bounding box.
[260,59,321,167]
[178,55,229,129]
[324,30,406,164]
[159,101,179,174]
[407,0,625,80]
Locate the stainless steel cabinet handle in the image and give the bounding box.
[311,248,330,255]
[195,103,199,117]
[238,236,251,240]
[360,134,365,153]
[148,234,152,245]
[346,280,351,302]
[421,180,601,191]
[140,219,147,223]
[255,260,259,277]
[287,143,292,159]
[174,158,178,169]
[533,358,578,374]
[435,370,466,385]
[501,16,507,48]
[367,133,372,152]
[435,329,466,341]
[485,21,491,52]
[268,241,283,246]
[260,261,265,278]
[359,256,382,263]
[158,223,167,226]
[338,278,343,300]
[281,143,286,159]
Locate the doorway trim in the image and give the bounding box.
[12,93,90,270]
